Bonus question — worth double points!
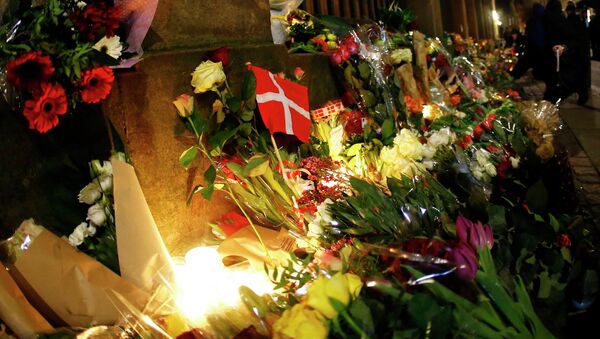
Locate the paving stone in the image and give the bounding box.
[577,174,600,184]
[569,157,594,167]
[573,166,600,176]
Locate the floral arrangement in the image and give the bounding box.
[1,5,597,339]
[0,0,132,133]
[159,21,599,338]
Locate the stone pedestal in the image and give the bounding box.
[105,45,339,254]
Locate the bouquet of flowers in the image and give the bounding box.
[0,0,140,133]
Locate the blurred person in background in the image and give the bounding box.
[511,1,548,81]
[543,0,576,102]
[566,1,591,104]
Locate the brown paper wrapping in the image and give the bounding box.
[112,159,173,293]
[218,227,295,270]
[395,63,423,103]
[428,66,451,105]
[8,221,149,327]
[413,31,431,102]
[0,262,52,338]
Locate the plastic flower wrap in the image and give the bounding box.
[517,100,562,161]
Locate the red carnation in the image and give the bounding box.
[6,51,55,92]
[70,2,120,41]
[557,234,571,248]
[450,94,461,106]
[22,83,68,133]
[78,66,115,103]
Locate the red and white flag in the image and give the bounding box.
[249,65,310,143]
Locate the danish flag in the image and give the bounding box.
[249,65,311,143]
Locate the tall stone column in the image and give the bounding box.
[400,0,444,37]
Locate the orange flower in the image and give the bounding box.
[450,95,461,106]
[23,83,68,133]
[404,95,423,114]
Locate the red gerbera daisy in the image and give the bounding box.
[78,66,115,103]
[23,83,68,133]
[6,51,55,92]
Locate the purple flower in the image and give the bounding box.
[455,215,494,251]
[451,243,478,280]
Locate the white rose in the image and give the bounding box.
[87,203,107,226]
[429,131,448,147]
[78,182,101,205]
[395,129,423,160]
[510,156,520,169]
[76,1,87,9]
[68,223,87,246]
[389,48,413,64]
[422,144,436,160]
[423,160,435,169]
[484,163,497,177]
[191,60,226,93]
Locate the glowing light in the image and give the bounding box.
[172,246,273,326]
[422,105,434,120]
[492,10,502,26]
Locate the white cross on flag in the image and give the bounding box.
[249,65,311,143]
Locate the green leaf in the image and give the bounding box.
[487,204,507,232]
[240,109,254,122]
[179,146,198,168]
[381,118,395,146]
[243,155,270,177]
[226,162,245,178]
[408,293,441,329]
[201,165,216,200]
[357,62,371,80]
[204,165,216,186]
[348,299,375,334]
[227,97,241,113]
[187,184,204,205]
[242,71,257,101]
[548,214,561,233]
[208,127,240,149]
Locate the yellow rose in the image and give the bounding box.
[191,60,226,93]
[345,273,363,299]
[273,303,328,339]
[173,94,194,117]
[306,273,363,319]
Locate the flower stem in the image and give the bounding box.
[186,117,271,261]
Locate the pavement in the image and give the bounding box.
[517,61,600,225]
